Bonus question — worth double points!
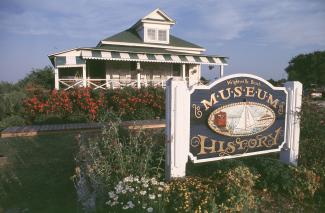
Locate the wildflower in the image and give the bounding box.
[143,183,149,188]
[122,205,129,210]
[109,191,116,198]
[149,194,156,200]
[140,190,147,195]
[147,207,153,212]
[127,201,135,208]
[158,187,164,191]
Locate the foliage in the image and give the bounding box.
[268,78,287,87]
[212,165,259,212]
[285,51,325,88]
[105,175,167,212]
[105,86,165,120]
[73,115,165,211]
[0,115,26,130]
[23,87,164,123]
[166,176,212,213]
[17,66,54,90]
[250,158,320,201]
[0,90,27,120]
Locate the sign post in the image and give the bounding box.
[165,74,302,179]
[165,78,190,180]
[280,81,303,166]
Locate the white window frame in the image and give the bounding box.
[145,27,169,44]
[147,28,156,41]
[158,29,167,41]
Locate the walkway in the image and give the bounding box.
[1,120,165,138]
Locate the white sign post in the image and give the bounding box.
[280,81,303,166]
[165,75,302,180]
[165,78,190,180]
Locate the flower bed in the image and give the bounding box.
[23,87,165,123]
[73,109,324,212]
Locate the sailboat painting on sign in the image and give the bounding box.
[208,102,276,137]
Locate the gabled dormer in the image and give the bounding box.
[133,8,175,44]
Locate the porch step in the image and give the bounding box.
[1,120,165,138]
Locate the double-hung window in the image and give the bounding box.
[147,28,168,43]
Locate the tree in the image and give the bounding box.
[18,66,54,90]
[285,51,325,88]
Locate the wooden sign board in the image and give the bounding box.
[165,74,302,180]
[189,74,287,163]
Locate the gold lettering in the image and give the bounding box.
[246,87,255,97]
[226,142,236,154]
[201,93,218,110]
[218,88,231,100]
[234,86,243,98]
[267,127,282,146]
[197,135,218,155]
[257,88,267,100]
[267,94,279,109]
[256,135,268,147]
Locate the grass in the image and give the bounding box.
[0,133,79,212]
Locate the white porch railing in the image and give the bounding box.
[58,78,167,90]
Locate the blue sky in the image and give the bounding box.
[0,0,324,82]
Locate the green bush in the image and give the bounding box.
[17,66,54,90]
[212,165,259,212]
[166,176,213,213]
[0,115,26,130]
[74,114,165,197]
[0,90,26,120]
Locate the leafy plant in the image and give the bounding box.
[166,176,213,213]
[212,165,259,212]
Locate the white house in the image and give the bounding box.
[48,8,227,90]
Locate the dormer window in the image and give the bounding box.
[147,29,156,40]
[146,28,168,43]
[158,30,167,41]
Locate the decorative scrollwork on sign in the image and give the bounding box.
[192,104,202,119]
[190,136,200,148]
[278,102,285,115]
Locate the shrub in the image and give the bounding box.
[212,165,259,212]
[251,158,320,202]
[0,115,26,130]
[17,66,54,90]
[73,114,165,210]
[166,176,213,213]
[23,87,165,123]
[0,90,26,120]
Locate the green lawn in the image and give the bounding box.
[0,133,79,212]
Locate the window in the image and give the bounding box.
[147,29,156,40]
[146,28,168,43]
[158,30,167,41]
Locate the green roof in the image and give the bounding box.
[100,28,204,49]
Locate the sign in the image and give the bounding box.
[189,74,287,163]
[165,74,302,180]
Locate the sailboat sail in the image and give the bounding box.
[235,105,255,132]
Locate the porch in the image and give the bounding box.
[53,49,227,90]
[56,61,191,90]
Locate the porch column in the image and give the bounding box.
[182,64,186,80]
[54,68,59,90]
[82,64,87,87]
[219,64,224,78]
[137,62,141,89]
